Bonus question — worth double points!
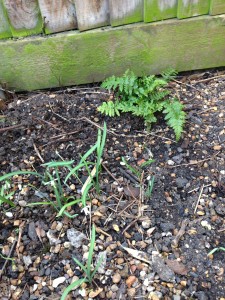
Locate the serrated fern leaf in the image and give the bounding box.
[97,101,120,117]
[161,68,178,82]
[163,99,186,141]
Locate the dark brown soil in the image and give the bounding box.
[0,69,225,300]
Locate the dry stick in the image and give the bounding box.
[169,151,220,168]
[117,199,137,217]
[95,226,111,237]
[188,184,211,194]
[33,143,45,163]
[171,219,189,248]
[172,79,206,95]
[0,239,17,278]
[122,217,141,235]
[194,185,205,214]
[49,129,82,140]
[101,163,121,186]
[16,221,25,261]
[191,74,225,84]
[76,117,176,142]
[0,124,25,133]
[119,168,139,184]
[32,116,65,132]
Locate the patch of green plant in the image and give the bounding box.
[0,180,15,207]
[122,157,154,180]
[98,69,186,141]
[208,247,225,256]
[61,225,103,300]
[0,124,107,218]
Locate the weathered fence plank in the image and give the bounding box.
[38,0,77,34]
[74,0,109,31]
[144,0,178,22]
[109,0,143,26]
[209,0,225,15]
[177,0,210,19]
[2,0,42,37]
[0,0,11,39]
[0,15,224,91]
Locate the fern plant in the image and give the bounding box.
[98,69,186,141]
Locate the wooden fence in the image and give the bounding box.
[1,0,225,38]
[0,1,224,91]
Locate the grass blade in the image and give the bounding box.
[60,278,86,300]
[42,160,74,168]
[0,171,42,182]
[87,225,96,281]
[57,198,82,217]
[0,195,15,207]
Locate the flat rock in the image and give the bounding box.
[67,228,86,248]
[152,255,175,282]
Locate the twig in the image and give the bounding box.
[169,152,220,168]
[194,185,205,214]
[118,199,137,216]
[171,219,189,248]
[95,226,111,237]
[173,79,206,95]
[122,217,140,234]
[16,221,25,260]
[0,86,14,94]
[32,116,65,132]
[188,184,211,194]
[49,129,82,140]
[0,239,17,278]
[0,124,25,133]
[33,143,44,163]
[119,168,139,184]
[76,117,176,142]
[191,74,225,84]
[102,163,120,185]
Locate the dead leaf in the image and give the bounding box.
[124,185,140,198]
[122,246,151,264]
[89,288,103,298]
[165,259,188,275]
[35,222,45,243]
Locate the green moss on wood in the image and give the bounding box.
[1,0,43,38]
[144,0,178,22]
[0,15,224,91]
[0,0,11,39]
[177,0,210,19]
[210,0,225,15]
[110,4,143,27]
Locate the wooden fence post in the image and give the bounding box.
[177,0,210,19]
[144,0,178,22]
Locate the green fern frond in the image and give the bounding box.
[99,69,185,141]
[97,101,120,117]
[101,75,118,91]
[161,68,178,82]
[163,99,186,141]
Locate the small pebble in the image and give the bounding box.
[52,277,66,288]
[112,273,121,284]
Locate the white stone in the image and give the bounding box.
[52,277,66,288]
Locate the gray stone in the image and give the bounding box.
[67,228,86,248]
[28,221,38,241]
[152,255,175,282]
[172,154,183,164]
[160,222,175,232]
[175,177,188,189]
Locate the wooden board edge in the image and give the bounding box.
[0,14,224,91]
